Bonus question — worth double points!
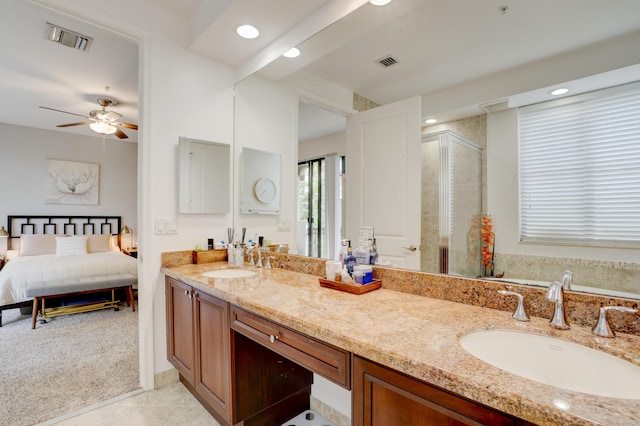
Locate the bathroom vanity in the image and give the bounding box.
[162,262,640,426]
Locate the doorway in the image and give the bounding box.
[298,158,326,258]
[297,100,347,260]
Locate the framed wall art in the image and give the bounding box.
[44,159,100,205]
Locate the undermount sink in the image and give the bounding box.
[202,269,257,279]
[460,330,640,399]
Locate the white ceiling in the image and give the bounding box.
[2,0,640,143]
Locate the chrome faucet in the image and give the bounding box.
[592,306,639,338]
[498,290,530,321]
[265,256,276,269]
[561,270,573,290]
[249,247,262,268]
[547,281,570,329]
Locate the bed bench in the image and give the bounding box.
[27,275,136,329]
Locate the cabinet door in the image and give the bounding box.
[166,277,196,385]
[353,356,522,426]
[194,290,232,423]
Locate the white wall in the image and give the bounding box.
[299,131,346,161]
[234,75,298,249]
[142,36,235,383]
[0,123,137,237]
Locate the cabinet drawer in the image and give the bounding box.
[231,305,351,389]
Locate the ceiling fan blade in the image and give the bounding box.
[39,106,90,120]
[114,128,129,139]
[113,121,138,130]
[57,121,93,128]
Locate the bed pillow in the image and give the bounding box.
[87,234,112,253]
[110,235,121,252]
[56,235,88,257]
[19,234,67,256]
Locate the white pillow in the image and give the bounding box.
[56,235,88,257]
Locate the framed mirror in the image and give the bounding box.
[178,137,230,214]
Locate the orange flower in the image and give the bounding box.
[480,215,494,267]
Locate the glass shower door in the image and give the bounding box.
[421,131,483,277]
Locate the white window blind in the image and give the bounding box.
[518,81,640,247]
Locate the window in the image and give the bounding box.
[518,81,640,247]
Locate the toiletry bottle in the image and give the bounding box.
[369,238,378,265]
[345,240,356,276]
[339,239,348,265]
[354,244,370,264]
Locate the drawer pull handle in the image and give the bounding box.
[269,334,279,343]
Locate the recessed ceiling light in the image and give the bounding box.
[236,24,259,39]
[283,47,300,58]
[425,118,437,124]
[370,0,393,6]
[549,87,570,96]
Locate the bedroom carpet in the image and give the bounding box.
[0,303,139,426]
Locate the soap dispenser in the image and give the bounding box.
[344,240,357,276]
[369,238,378,265]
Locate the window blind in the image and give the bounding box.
[518,81,640,247]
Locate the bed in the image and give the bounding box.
[0,215,137,328]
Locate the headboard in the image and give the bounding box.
[7,215,122,251]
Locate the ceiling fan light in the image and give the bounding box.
[90,121,117,135]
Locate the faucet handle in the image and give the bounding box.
[592,306,639,338]
[561,270,573,290]
[265,256,275,269]
[498,290,530,321]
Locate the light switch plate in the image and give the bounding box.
[277,219,291,231]
[155,217,177,234]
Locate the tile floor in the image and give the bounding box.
[40,382,220,426]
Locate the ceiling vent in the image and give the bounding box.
[47,23,93,52]
[376,55,398,68]
[479,98,511,113]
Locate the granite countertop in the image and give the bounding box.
[162,263,640,426]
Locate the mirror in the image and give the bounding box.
[233,0,640,298]
[178,137,230,214]
[240,147,281,215]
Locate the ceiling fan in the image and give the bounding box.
[39,98,138,139]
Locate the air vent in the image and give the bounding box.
[376,55,398,68]
[47,23,93,52]
[479,98,511,113]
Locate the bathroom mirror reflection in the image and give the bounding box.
[240,147,281,215]
[234,0,640,298]
[178,137,230,214]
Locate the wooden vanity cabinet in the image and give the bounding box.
[230,305,351,389]
[353,356,533,426]
[166,277,314,426]
[165,277,232,424]
[166,277,196,384]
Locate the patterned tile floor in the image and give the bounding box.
[41,382,220,426]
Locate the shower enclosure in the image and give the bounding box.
[421,131,483,277]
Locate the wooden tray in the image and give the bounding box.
[319,278,381,295]
[192,249,228,264]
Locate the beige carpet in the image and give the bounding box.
[0,303,139,426]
